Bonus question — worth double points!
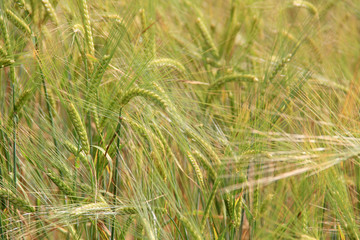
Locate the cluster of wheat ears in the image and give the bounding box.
[0,0,360,239]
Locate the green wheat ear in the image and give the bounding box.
[195,17,219,58]
[88,54,111,98]
[192,149,217,180]
[0,188,34,212]
[0,16,11,52]
[67,103,90,153]
[223,191,235,225]
[14,0,26,9]
[0,45,8,58]
[149,58,186,73]
[63,140,92,173]
[79,0,95,55]
[41,0,59,25]
[0,58,14,68]
[206,73,258,103]
[6,89,32,131]
[187,151,205,189]
[46,171,76,197]
[120,87,168,110]
[209,74,259,91]
[292,0,319,17]
[268,54,293,81]
[5,9,31,36]
[179,215,203,240]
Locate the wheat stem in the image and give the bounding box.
[201,179,220,232]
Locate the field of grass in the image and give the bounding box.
[1,0,360,239]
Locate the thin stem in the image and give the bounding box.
[110,108,123,240]
[11,78,17,189]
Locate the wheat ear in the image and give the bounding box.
[195,17,218,58]
[149,58,186,73]
[224,191,235,225]
[209,74,259,91]
[234,197,243,227]
[5,9,31,36]
[120,88,167,110]
[0,45,7,58]
[179,215,202,240]
[0,58,14,68]
[79,0,95,55]
[6,89,32,130]
[47,171,75,197]
[41,0,59,25]
[268,54,293,81]
[67,103,90,153]
[88,54,111,97]
[0,16,11,52]
[63,141,92,173]
[120,216,133,239]
[187,152,205,189]
[0,188,34,212]
[151,152,167,182]
[293,0,319,16]
[186,130,221,165]
[192,149,217,180]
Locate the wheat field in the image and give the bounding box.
[0,0,360,239]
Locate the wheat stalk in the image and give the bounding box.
[201,179,220,232]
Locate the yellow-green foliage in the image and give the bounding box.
[0,0,359,239]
